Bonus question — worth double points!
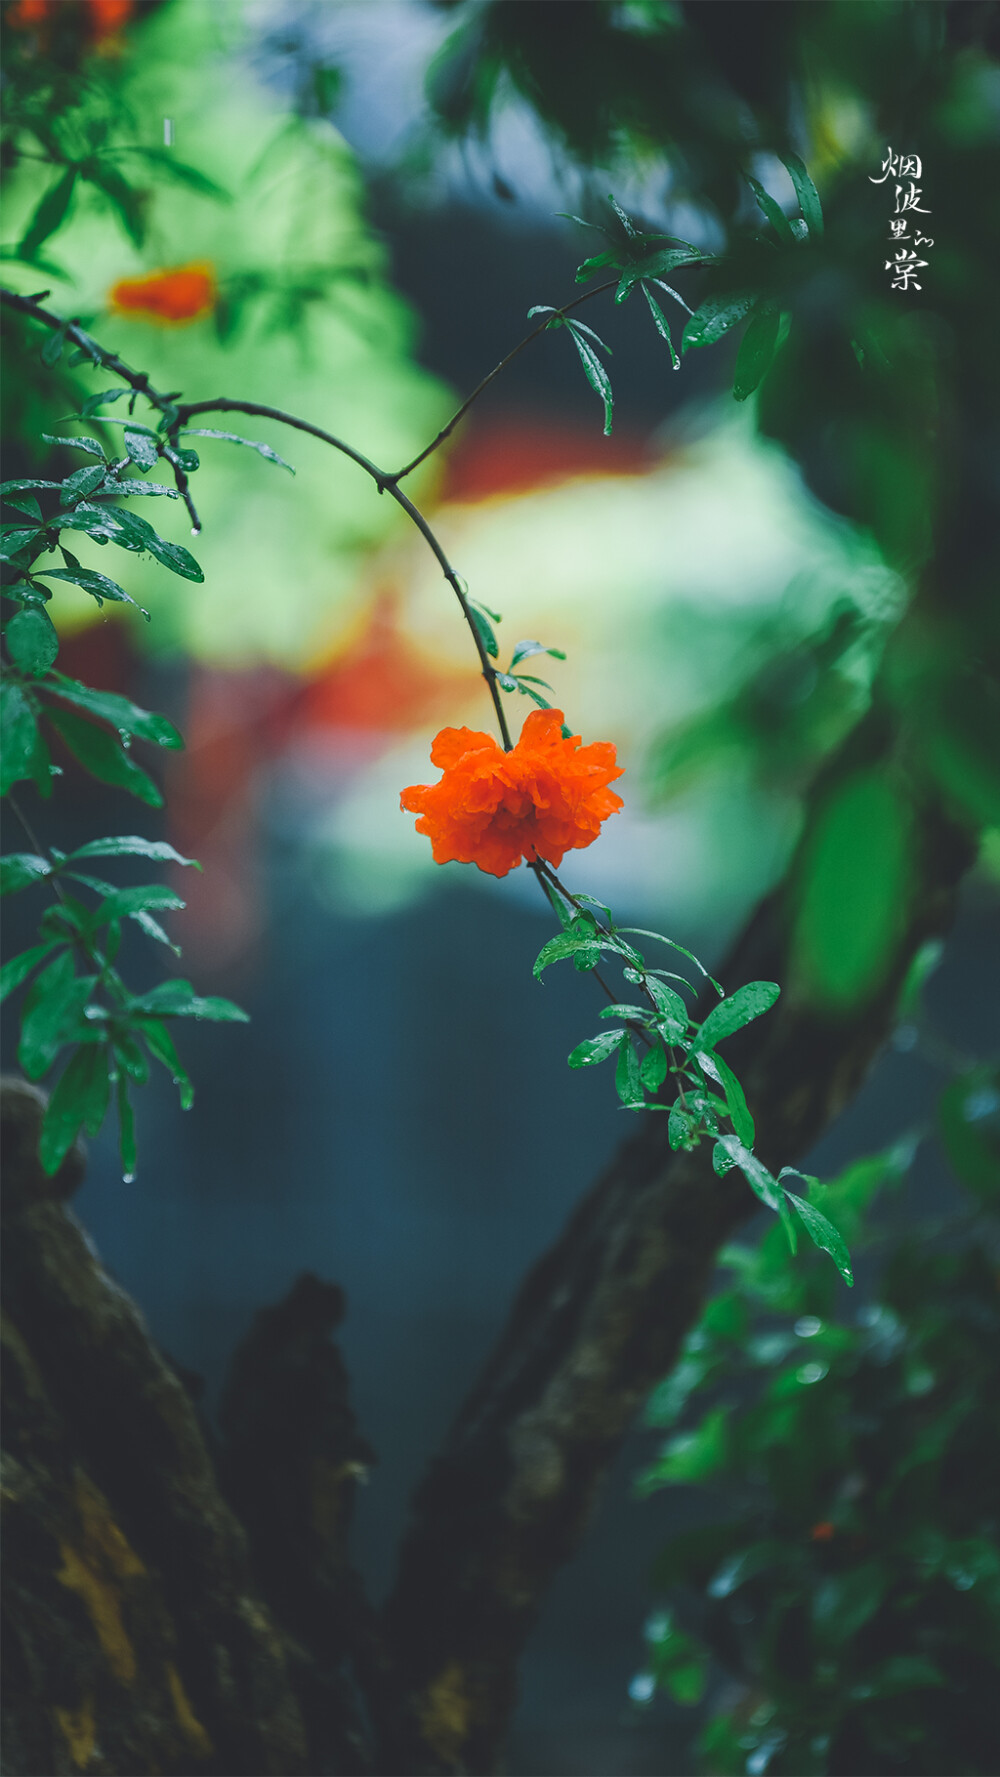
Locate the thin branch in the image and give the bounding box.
[1,286,200,527]
[388,280,618,484]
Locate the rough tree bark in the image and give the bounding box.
[0,708,976,1777]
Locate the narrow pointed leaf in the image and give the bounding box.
[785,1190,854,1284]
[746,174,796,245]
[69,836,199,867]
[138,1017,194,1108]
[18,167,78,259]
[39,1044,104,1175]
[641,284,680,369]
[568,1031,626,1068]
[44,705,163,806]
[42,675,183,748]
[695,981,780,1051]
[0,940,59,1002]
[180,429,294,473]
[566,323,613,435]
[733,305,780,401]
[683,292,758,352]
[781,152,824,238]
[0,853,52,897]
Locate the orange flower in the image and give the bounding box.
[810,1521,836,1542]
[401,707,624,879]
[108,262,217,324]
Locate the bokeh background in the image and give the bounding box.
[3,3,998,1772]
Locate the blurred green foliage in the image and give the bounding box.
[2,0,450,665]
[634,1058,1000,1774]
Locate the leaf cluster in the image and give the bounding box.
[0,347,293,1173]
[534,880,851,1283]
[633,1113,1000,1774]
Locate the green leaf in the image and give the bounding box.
[87,160,145,248]
[1,528,43,563]
[780,152,824,239]
[99,506,204,582]
[541,878,574,930]
[509,639,566,668]
[179,429,295,473]
[42,675,183,750]
[69,836,199,868]
[116,1072,137,1178]
[38,1044,107,1174]
[645,976,689,1034]
[938,1068,1000,1197]
[813,1563,887,1646]
[668,1100,696,1150]
[644,1406,730,1486]
[114,1029,150,1084]
[127,978,249,1021]
[472,599,502,623]
[618,932,723,994]
[651,1633,708,1706]
[682,292,758,352]
[80,388,130,418]
[129,909,181,956]
[599,1003,653,1023]
[81,1044,112,1136]
[18,167,78,260]
[138,1016,194,1108]
[3,493,43,520]
[641,283,680,369]
[18,953,97,1080]
[38,566,142,611]
[41,434,106,460]
[5,606,59,675]
[568,1030,626,1068]
[714,1134,782,1211]
[745,173,796,245]
[41,327,67,367]
[784,1189,854,1284]
[44,705,163,807]
[514,681,553,710]
[733,305,780,402]
[566,322,614,435]
[468,605,499,658]
[60,463,107,504]
[695,981,780,1052]
[640,1044,669,1092]
[615,1038,643,1106]
[91,884,186,925]
[114,145,228,199]
[1,479,63,496]
[0,853,52,896]
[0,940,59,1002]
[534,930,596,977]
[123,429,160,470]
[107,479,177,501]
[0,681,44,796]
[697,1050,755,1146]
[792,767,915,1011]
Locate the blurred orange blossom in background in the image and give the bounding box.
[108,261,217,323]
[7,0,133,46]
[401,708,624,879]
